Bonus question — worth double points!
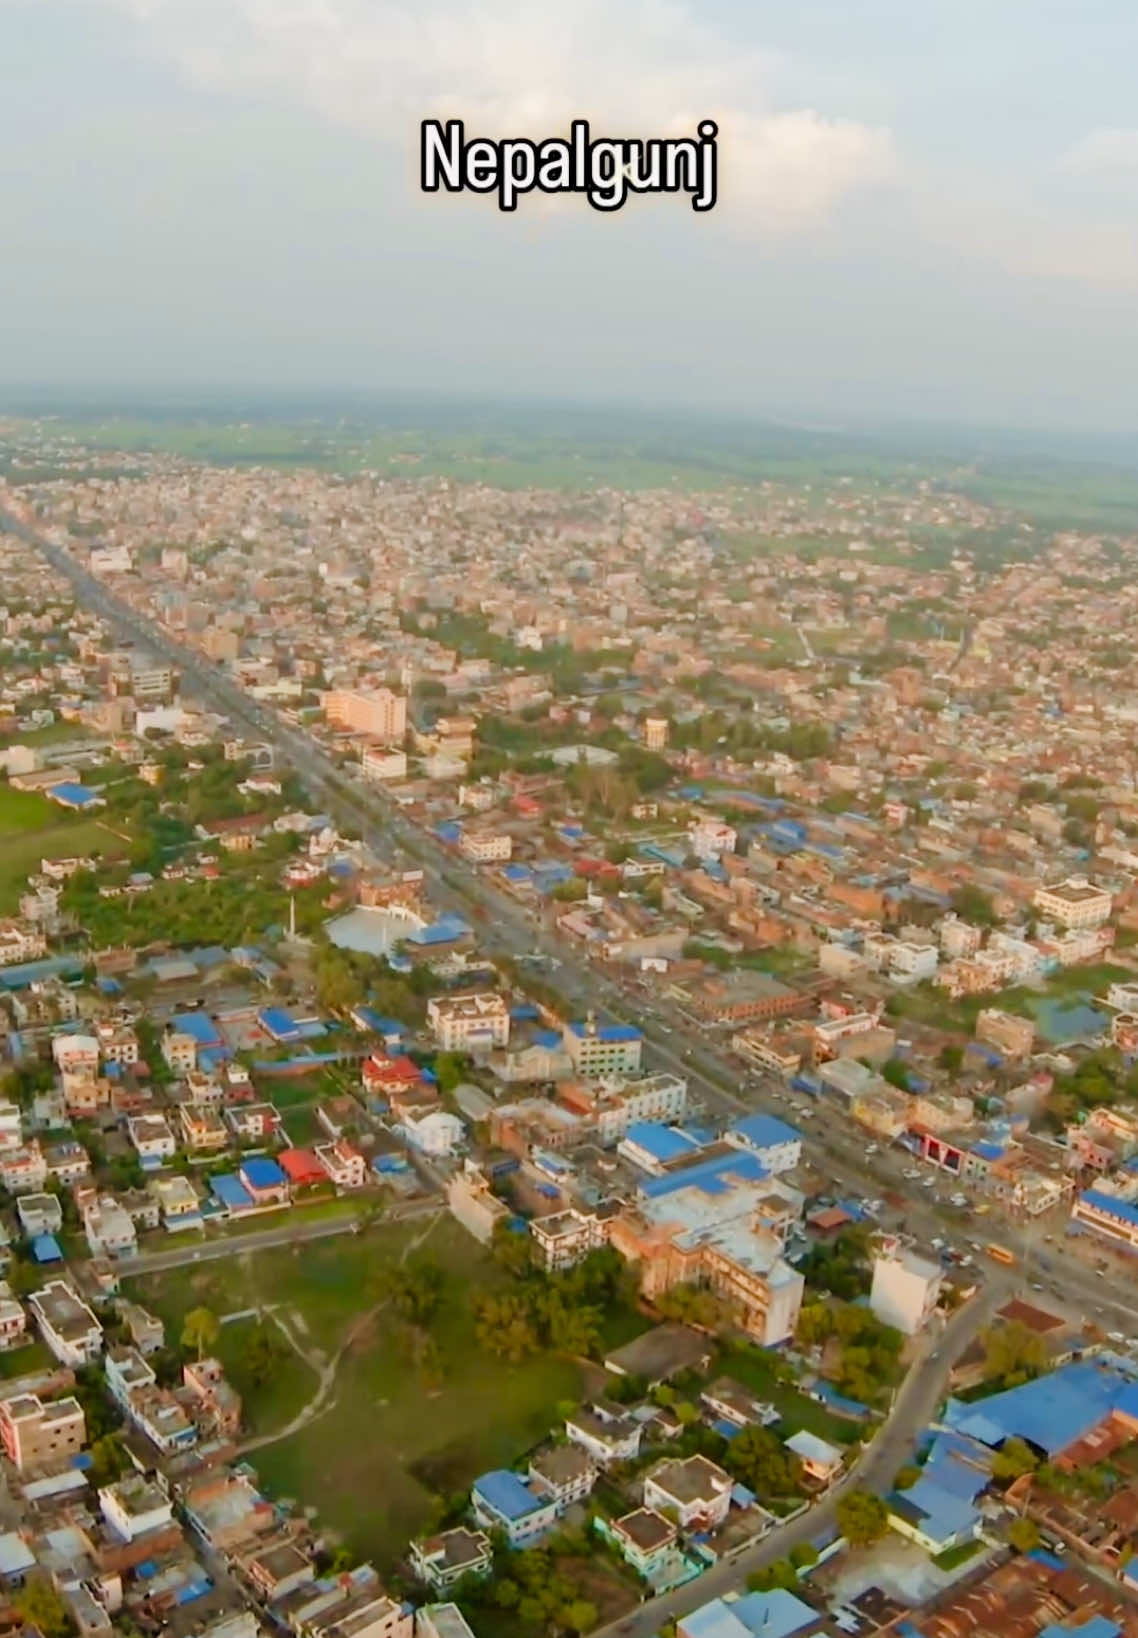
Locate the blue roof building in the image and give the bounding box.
[471,1470,559,1546]
[211,1175,256,1214]
[47,782,102,810]
[728,1114,802,1172]
[258,1007,301,1043]
[945,1360,1138,1458]
[620,1122,704,1170]
[677,1588,819,1638]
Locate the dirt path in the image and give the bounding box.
[237,1209,444,1455]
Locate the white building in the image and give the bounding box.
[870,1248,943,1335]
[0,920,47,965]
[162,1031,198,1075]
[725,1114,802,1175]
[361,747,408,782]
[83,1195,138,1258]
[29,1280,103,1365]
[127,1115,177,1163]
[687,819,737,860]
[591,1071,686,1144]
[427,991,511,1052]
[1033,876,1113,930]
[99,1476,175,1543]
[643,1455,733,1531]
[888,941,939,982]
[401,1110,464,1158]
[529,1208,610,1272]
[564,1019,643,1078]
[52,1034,100,1075]
[459,831,512,863]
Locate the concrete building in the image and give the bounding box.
[643,1455,733,1532]
[427,991,510,1052]
[0,1392,85,1472]
[446,1162,511,1245]
[563,1017,643,1078]
[29,1281,103,1365]
[321,688,407,744]
[530,1207,611,1272]
[725,1114,802,1175]
[870,1247,944,1335]
[1033,876,1113,930]
[459,831,512,863]
[976,1009,1036,1059]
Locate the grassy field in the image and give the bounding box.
[0,783,132,911]
[717,1344,866,1446]
[0,1339,54,1379]
[124,1217,585,1565]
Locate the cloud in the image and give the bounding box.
[1059,127,1138,179]
[105,0,896,234]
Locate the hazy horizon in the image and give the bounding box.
[4,2,1138,434]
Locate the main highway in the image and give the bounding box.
[6,509,1138,1333]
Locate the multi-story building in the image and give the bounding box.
[471,1469,559,1547]
[446,1162,511,1245]
[529,1207,612,1272]
[563,1017,643,1078]
[427,991,511,1052]
[83,1195,138,1258]
[724,1114,802,1175]
[564,1070,686,1145]
[643,1455,733,1532]
[0,1285,26,1350]
[1072,1182,1138,1251]
[409,1527,493,1596]
[608,1156,804,1346]
[162,1031,198,1075]
[29,1280,103,1365]
[459,831,512,863]
[361,747,408,782]
[1033,877,1113,930]
[870,1247,943,1335]
[321,688,407,744]
[976,1008,1036,1059]
[0,919,48,965]
[687,819,737,860]
[128,1114,177,1164]
[0,1391,85,1472]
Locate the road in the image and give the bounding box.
[9,509,1138,1330]
[118,1199,435,1273]
[592,1278,1010,1638]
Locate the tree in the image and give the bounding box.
[181,1307,220,1360]
[726,1425,802,1500]
[893,1465,920,1491]
[14,1574,71,1638]
[991,1437,1039,1484]
[246,1322,287,1385]
[938,1044,964,1073]
[836,1489,889,1547]
[981,1322,1047,1388]
[1007,1516,1041,1552]
[381,1255,446,1327]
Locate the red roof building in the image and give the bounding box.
[277,1148,327,1187]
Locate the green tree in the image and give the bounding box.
[991,1437,1039,1484]
[893,1465,920,1491]
[1007,1516,1041,1552]
[14,1574,71,1638]
[981,1322,1048,1388]
[726,1425,802,1500]
[836,1489,889,1547]
[181,1306,220,1360]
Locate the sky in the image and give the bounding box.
[3,0,1138,433]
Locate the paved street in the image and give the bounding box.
[592,1279,1011,1638]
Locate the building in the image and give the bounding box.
[29,1280,103,1365]
[321,688,407,745]
[99,1474,175,1542]
[595,1508,684,1586]
[688,819,737,859]
[527,1443,596,1509]
[564,1017,643,1078]
[162,1030,198,1074]
[644,717,669,751]
[446,1162,511,1245]
[608,1155,804,1346]
[182,1357,242,1437]
[426,992,510,1052]
[83,1195,138,1258]
[459,831,512,863]
[361,747,408,782]
[976,1008,1036,1059]
[0,920,48,966]
[1033,876,1113,930]
[127,1114,177,1164]
[784,1430,843,1485]
[409,1527,492,1595]
[677,1589,822,1638]
[568,1070,687,1145]
[471,1469,559,1546]
[415,1608,477,1638]
[0,1392,85,1472]
[870,1246,944,1335]
[643,1454,733,1532]
[0,1287,26,1351]
[530,1207,611,1272]
[565,1402,643,1467]
[1072,1184,1138,1251]
[725,1114,802,1175]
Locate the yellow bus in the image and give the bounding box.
[985,1243,1017,1266]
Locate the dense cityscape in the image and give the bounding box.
[0,413,1134,1638]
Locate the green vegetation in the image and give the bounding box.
[716,1343,864,1446]
[1007,1517,1041,1553]
[796,1300,903,1406]
[125,1219,586,1566]
[932,1538,984,1572]
[836,1488,890,1547]
[798,1226,873,1301]
[0,781,131,911]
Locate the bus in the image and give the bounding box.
[985,1243,1017,1266]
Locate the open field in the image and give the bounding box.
[124,1217,586,1566]
[0,783,132,911]
[717,1344,867,1447]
